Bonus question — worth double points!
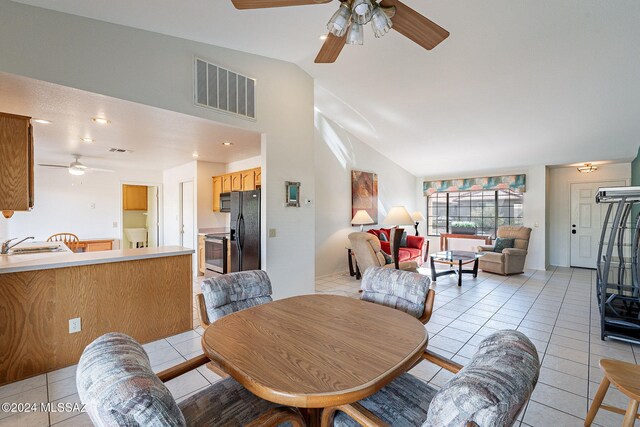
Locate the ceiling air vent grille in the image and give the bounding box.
[195,58,256,120]
[108,147,130,153]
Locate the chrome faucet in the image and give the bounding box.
[1,236,34,254]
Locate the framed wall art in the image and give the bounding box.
[351,170,378,224]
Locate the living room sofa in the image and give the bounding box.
[367,228,427,266]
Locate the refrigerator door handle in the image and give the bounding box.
[238,215,245,249]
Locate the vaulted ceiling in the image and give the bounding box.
[11,0,640,176]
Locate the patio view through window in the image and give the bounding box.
[427,190,524,237]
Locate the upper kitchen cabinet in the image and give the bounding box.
[230,172,242,191]
[0,112,34,218]
[123,184,148,211]
[211,167,261,212]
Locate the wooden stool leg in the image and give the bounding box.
[585,377,610,426]
[623,400,639,427]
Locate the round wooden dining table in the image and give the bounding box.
[201,294,428,424]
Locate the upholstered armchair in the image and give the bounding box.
[321,330,540,427]
[348,232,418,274]
[478,226,532,275]
[360,266,435,324]
[196,270,273,328]
[76,333,304,427]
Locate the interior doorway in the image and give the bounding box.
[570,180,625,268]
[180,180,195,249]
[122,184,160,249]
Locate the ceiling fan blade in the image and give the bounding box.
[380,0,449,50]
[231,0,331,9]
[314,33,347,64]
[87,167,114,173]
[38,164,68,169]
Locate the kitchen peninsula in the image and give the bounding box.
[0,244,194,385]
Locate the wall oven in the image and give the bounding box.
[205,233,228,276]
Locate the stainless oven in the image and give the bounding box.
[205,233,228,275]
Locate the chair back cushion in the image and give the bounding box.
[76,333,185,427]
[349,232,386,270]
[496,226,532,251]
[201,270,273,322]
[360,266,430,319]
[425,330,539,427]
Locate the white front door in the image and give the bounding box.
[570,181,625,268]
[180,181,194,249]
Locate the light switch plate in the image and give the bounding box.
[69,318,81,334]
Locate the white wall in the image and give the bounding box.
[227,156,261,173]
[416,165,548,271]
[314,112,418,277]
[548,162,631,267]
[6,166,161,244]
[0,2,315,298]
[196,161,228,230]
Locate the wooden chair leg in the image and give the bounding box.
[623,400,639,427]
[585,377,610,426]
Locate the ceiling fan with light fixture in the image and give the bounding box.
[230,0,449,63]
[38,155,114,176]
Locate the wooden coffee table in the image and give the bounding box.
[430,250,484,287]
[202,294,428,425]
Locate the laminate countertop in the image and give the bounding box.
[0,244,194,274]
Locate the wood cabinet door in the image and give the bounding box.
[241,170,255,191]
[254,168,261,188]
[231,172,243,191]
[123,185,148,210]
[212,176,222,211]
[222,175,232,193]
[0,113,32,213]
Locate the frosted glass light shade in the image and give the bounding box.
[351,210,374,225]
[371,6,392,38]
[327,3,351,37]
[411,211,426,222]
[351,0,373,24]
[383,206,413,226]
[346,22,364,45]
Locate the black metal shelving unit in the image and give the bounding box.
[596,186,640,344]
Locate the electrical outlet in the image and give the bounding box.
[69,317,81,334]
[268,228,277,238]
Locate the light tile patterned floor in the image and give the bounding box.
[0,267,636,426]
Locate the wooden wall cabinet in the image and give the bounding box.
[212,176,222,211]
[0,112,34,218]
[211,167,261,212]
[123,184,148,211]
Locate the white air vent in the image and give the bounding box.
[108,147,132,153]
[195,58,256,120]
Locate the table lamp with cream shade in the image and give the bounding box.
[411,211,426,236]
[383,206,414,269]
[351,209,375,231]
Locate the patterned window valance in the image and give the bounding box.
[423,174,526,195]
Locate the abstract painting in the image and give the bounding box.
[351,170,378,224]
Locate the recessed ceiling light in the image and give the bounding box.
[222,142,233,146]
[92,117,110,125]
[81,137,95,143]
[192,152,200,158]
[319,34,328,40]
[33,119,52,124]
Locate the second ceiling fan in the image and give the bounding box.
[230,0,449,63]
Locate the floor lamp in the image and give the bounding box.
[383,206,414,269]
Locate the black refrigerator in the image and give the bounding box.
[230,190,261,272]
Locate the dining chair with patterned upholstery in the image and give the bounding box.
[47,232,80,252]
[196,270,273,328]
[196,270,273,378]
[360,266,435,324]
[321,330,540,427]
[76,332,304,427]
